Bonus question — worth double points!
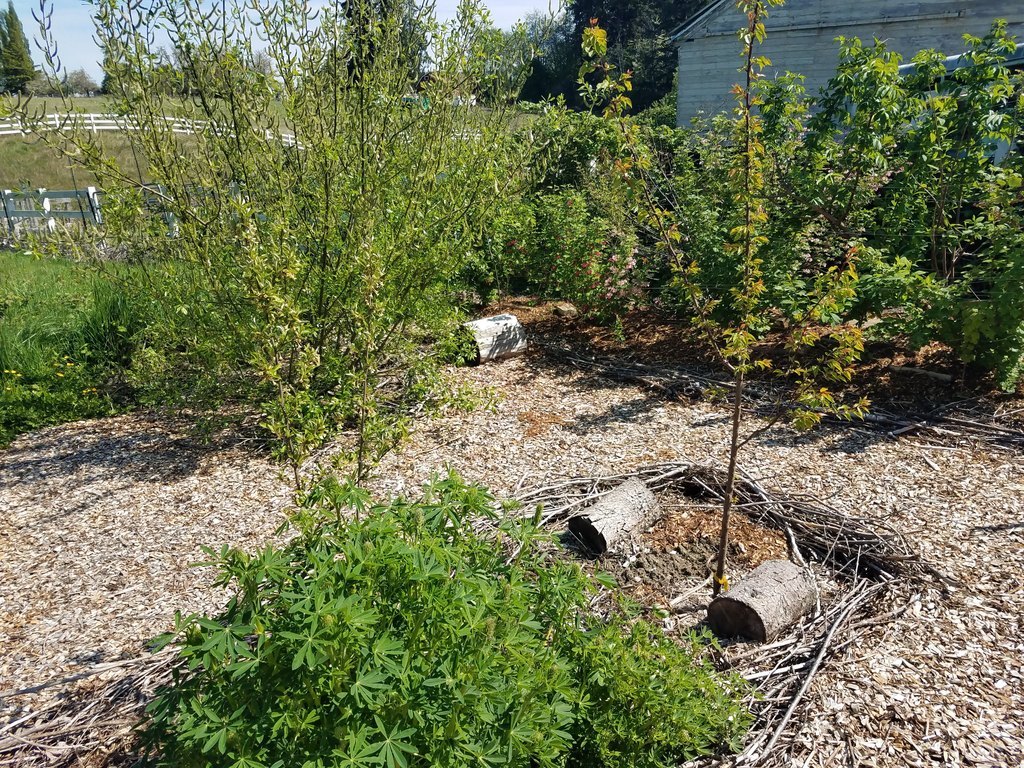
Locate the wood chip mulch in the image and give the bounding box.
[1,309,1023,767]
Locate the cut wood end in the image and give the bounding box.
[707,559,815,643]
[464,314,528,363]
[706,596,769,643]
[566,515,608,556]
[565,478,658,557]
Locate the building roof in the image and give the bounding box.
[668,0,731,44]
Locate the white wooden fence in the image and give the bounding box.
[2,187,103,233]
[0,112,300,146]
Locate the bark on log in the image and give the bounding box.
[707,559,816,642]
[889,365,953,383]
[567,479,658,556]
[464,314,527,363]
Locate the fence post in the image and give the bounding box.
[86,186,102,225]
[38,188,56,233]
[1,190,12,233]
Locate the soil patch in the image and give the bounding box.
[591,491,789,611]
[485,297,1024,423]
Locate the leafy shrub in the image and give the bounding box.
[25,0,543,479]
[532,190,647,319]
[144,474,749,768]
[464,195,538,301]
[639,23,1024,389]
[751,24,1024,388]
[532,109,626,192]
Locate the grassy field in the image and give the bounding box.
[0,95,181,188]
[0,249,137,444]
[0,132,151,189]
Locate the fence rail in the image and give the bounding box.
[2,187,103,232]
[0,112,300,146]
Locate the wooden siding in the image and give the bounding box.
[676,0,1024,125]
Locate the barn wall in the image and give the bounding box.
[676,0,1024,125]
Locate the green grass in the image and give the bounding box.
[0,94,193,188]
[0,132,151,189]
[0,249,139,444]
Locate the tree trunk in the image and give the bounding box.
[566,478,658,556]
[464,314,527,363]
[707,559,816,642]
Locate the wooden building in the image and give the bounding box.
[671,1,1024,125]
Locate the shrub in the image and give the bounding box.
[144,474,749,768]
[463,195,538,301]
[532,190,647,319]
[24,0,543,479]
[752,23,1024,388]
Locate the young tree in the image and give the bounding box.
[22,0,542,487]
[580,2,867,597]
[0,1,35,94]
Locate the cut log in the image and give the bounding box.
[567,479,658,556]
[464,314,527,363]
[707,559,816,642]
[889,365,953,383]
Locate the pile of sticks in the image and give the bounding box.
[0,650,177,767]
[719,580,912,767]
[515,460,931,766]
[536,340,1024,450]
[516,461,927,580]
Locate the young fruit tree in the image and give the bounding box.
[580,0,868,597]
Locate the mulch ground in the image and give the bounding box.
[1,301,1022,767]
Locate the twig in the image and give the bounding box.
[751,582,882,761]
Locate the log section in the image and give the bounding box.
[567,478,658,556]
[464,314,528,363]
[707,559,816,642]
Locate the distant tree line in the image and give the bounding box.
[2,0,696,110]
[520,0,703,113]
[0,1,99,96]
[0,0,34,93]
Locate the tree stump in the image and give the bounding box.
[464,314,527,363]
[567,479,658,556]
[707,559,816,642]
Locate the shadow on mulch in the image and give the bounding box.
[482,297,1024,452]
[0,409,269,489]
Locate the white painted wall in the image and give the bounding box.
[676,0,1024,125]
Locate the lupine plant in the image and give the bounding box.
[144,473,751,768]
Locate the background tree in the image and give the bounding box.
[569,0,699,111]
[523,0,701,112]
[0,1,35,94]
[64,67,98,95]
[519,10,577,103]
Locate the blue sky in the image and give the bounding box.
[10,0,557,81]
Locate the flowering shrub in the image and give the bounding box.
[533,190,648,319]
